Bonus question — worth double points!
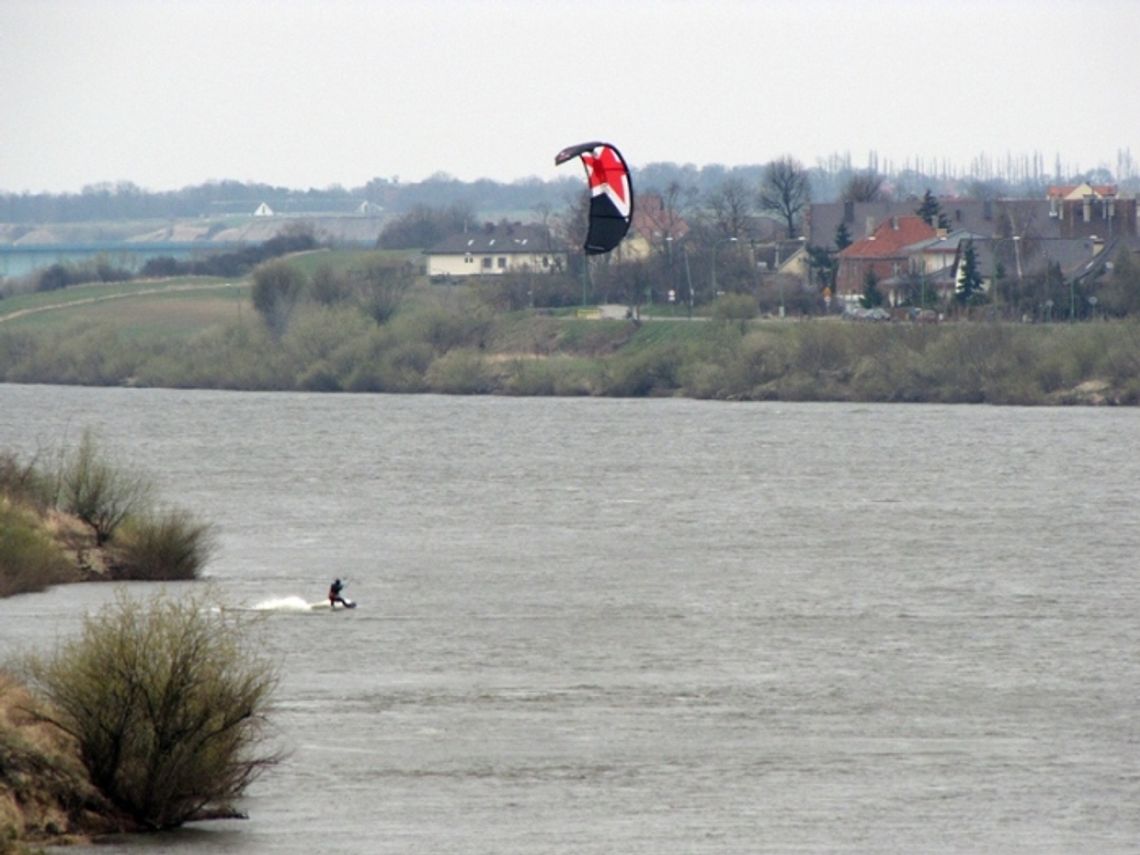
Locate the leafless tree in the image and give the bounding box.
[759,156,811,238]
[705,175,753,239]
[841,170,885,203]
[58,428,152,546]
[554,188,592,251]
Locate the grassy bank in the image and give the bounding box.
[3,254,1140,404]
[0,671,116,850]
[0,434,214,599]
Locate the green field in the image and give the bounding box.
[0,278,250,337]
[0,247,418,336]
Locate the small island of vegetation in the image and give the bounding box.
[1,436,275,851]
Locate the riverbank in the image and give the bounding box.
[3,304,1140,406]
[1,495,136,846]
[4,261,1140,406]
[0,499,115,601]
[1,483,223,849]
[0,673,124,849]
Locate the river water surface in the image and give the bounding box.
[1,384,1138,853]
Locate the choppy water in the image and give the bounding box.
[1,384,1138,853]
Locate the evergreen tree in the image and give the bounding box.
[835,221,852,251]
[806,245,837,290]
[915,189,952,229]
[860,269,884,308]
[955,240,985,305]
[916,189,940,226]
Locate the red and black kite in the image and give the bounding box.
[555,141,634,255]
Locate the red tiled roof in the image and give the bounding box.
[1047,183,1117,199]
[838,215,936,259]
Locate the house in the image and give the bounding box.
[903,229,987,276]
[1046,183,1121,232]
[424,223,568,280]
[1047,182,1116,202]
[808,194,1138,250]
[835,215,936,303]
[951,235,1118,294]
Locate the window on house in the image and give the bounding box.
[497,257,507,269]
[481,257,492,270]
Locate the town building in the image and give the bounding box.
[423,223,568,280]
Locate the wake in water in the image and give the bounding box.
[250,596,333,612]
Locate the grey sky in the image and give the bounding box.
[3,0,1137,194]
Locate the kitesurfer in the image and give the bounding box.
[328,578,349,609]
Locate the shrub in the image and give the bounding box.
[425,349,496,394]
[603,344,684,397]
[251,260,306,337]
[503,358,558,395]
[352,259,414,324]
[0,451,55,511]
[56,429,152,546]
[110,509,215,581]
[0,503,73,597]
[309,264,353,306]
[545,356,605,396]
[296,362,342,392]
[710,293,758,322]
[26,591,280,830]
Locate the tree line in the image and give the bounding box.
[5,150,1137,224]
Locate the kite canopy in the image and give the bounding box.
[555,141,634,255]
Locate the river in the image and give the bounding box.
[1,384,1138,853]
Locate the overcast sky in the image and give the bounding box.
[4,0,1138,194]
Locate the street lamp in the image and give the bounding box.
[666,235,695,319]
[711,236,738,299]
[1012,235,1023,319]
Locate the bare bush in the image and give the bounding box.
[110,509,215,581]
[251,260,305,337]
[26,591,280,830]
[56,429,152,547]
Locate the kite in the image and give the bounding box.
[555,141,634,255]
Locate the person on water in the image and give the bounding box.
[328,578,350,608]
